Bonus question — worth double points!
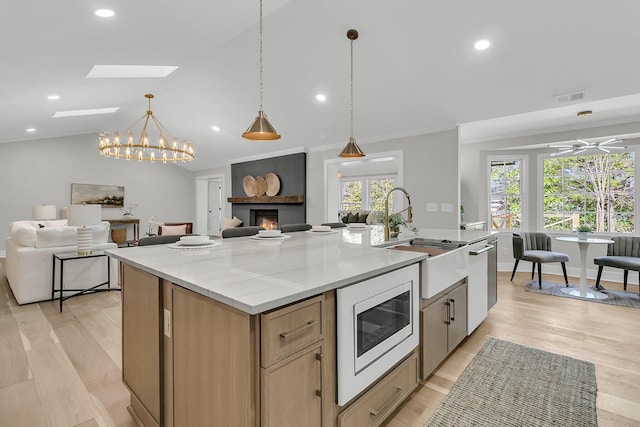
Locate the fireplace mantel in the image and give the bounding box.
[227,195,304,204]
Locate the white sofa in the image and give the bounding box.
[5,220,118,305]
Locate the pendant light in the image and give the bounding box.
[243,0,280,140]
[339,29,365,158]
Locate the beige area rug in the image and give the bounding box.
[425,337,597,427]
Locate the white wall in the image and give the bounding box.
[307,129,459,228]
[0,134,196,254]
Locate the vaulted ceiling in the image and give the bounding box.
[3,1,640,170]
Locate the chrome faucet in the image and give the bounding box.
[384,187,414,241]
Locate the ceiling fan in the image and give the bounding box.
[549,138,626,156]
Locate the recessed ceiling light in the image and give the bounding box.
[212,126,220,132]
[53,107,119,118]
[47,94,60,100]
[26,128,36,132]
[474,39,490,50]
[86,65,179,78]
[94,9,115,18]
[316,94,327,102]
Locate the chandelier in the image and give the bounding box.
[550,138,625,156]
[98,94,194,163]
[242,0,280,140]
[339,29,365,158]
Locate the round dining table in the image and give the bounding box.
[555,236,614,300]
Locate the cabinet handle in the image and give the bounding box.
[315,389,322,397]
[315,352,323,361]
[450,298,456,322]
[445,301,451,325]
[369,387,403,416]
[279,320,318,340]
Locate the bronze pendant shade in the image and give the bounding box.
[243,0,280,141]
[339,29,364,158]
[243,110,281,140]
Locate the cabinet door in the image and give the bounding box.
[262,343,323,427]
[447,283,468,352]
[121,264,162,427]
[420,295,449,379]
[171,286,255,427]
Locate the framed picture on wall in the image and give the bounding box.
[71,183,125,208]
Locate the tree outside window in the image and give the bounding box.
[543,152,635,232]
[490,159,522,230]
[340,176,395,212]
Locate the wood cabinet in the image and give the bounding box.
[337,348,419,427]
[122,263,337,427]
[262,343,324,427]
[121,264,162,427]
[420,281,467,379]
[170,285,256,427]
[260,293,336,427]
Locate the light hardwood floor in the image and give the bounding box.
[1,260,639,426]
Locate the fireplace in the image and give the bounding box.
[251,209,278,230]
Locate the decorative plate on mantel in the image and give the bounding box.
[265,173,280,196]
[243,175,256,197]
[255,176,267,196]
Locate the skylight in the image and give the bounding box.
[53,107,120,118]
[86,65,179,79]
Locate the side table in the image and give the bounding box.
[52,250,118,311]
[554,237,614,300]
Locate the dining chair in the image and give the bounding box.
[511,232,569,289]
[594,236,640,294]
[279,223,312,233]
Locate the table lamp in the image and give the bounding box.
[32,205,57,220]
[67,204,101,256]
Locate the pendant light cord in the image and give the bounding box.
[259,0,264,111]
[350,38,354,140]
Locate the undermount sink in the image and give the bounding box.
[390,240,468,299]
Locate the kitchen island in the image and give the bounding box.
[106,226,494,427]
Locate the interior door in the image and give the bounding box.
[208,179,222,236]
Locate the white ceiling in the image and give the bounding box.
[3,0,640,170]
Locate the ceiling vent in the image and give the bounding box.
[554,90,586,104]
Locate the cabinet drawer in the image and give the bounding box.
[338,349,419,427]
[261,295,324,367]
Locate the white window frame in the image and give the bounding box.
[339,174,397,212]
[487,154,527,232]
[537,149,638,234]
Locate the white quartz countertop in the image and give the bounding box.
[106,226,495,314]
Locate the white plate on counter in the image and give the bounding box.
[306,230,339,235]
[250,234,291,241]
[168,241,221,249]
[179,236,212,245]
[346,224,370,230]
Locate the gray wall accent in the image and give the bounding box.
[230,153,307,226]
[307,129,460,229]
[0,133,196,254]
